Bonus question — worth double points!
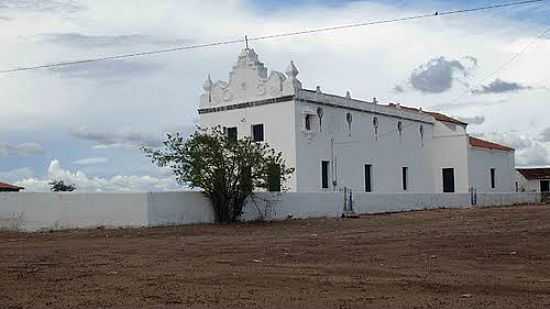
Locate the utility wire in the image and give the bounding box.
[0,0,546,74]
[375,18,550,144]
[372,19,550,145]
[432,22,550,110]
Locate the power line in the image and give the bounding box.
[378,23,550,143]
[432,22,550,110]
[0,0,546,74]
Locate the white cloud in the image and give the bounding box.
[473,131,550,166]
[73,157,109,165]
[71,127,164,148]
[539,126,550,142]
[70,126,195,150]
[517,143,550,166]
[456,115,485,125]
[472,78,532,95]
[1,0,550,188]
[2,0,550,133]
[474,131,533,150]
[0,0,82,13]
[0,142,44,157]
[404,56,476,94]
[0,167,34,182]
[16,160,181,192]
[49,59,162,80]
[39,32,189,49]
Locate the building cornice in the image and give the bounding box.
[296,90,434,125]
[198,95,295,114]
[198,90,435,125]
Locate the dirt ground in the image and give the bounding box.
[1,205,550,309]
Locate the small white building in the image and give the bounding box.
[199,48,516,193]
[516,168,550,192]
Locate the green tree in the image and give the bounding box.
[144,127,294,223]
[49,180,77,192]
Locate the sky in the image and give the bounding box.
[1,0,550,191]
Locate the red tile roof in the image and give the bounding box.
[426,111,468,126]
[387,103,467,125]
[517,168,550,180]
[469,136,514,152]
[0,181,24,191]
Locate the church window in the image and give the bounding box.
[346,112,353,136]
[321,161,330,189]
[252,124,264,142]
[305,114,312,131]
[419,125,425,146]
[316,107,324,131]
[225,127,238,142]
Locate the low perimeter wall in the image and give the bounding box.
[0,191,542,232]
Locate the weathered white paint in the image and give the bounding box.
[0,192,149,231]
[293,95,436,193]
[200,100,298,189]
[241,192,343,220]
[430,121,470,193]
[1,191,540,232]
[468,147,515,192]
[199,48,516,194]
[475,192,540,207]
[147,192,215,226]
[200,48,300,110]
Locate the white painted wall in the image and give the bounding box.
[200,100,298,190]
[1,191,540,232]
[197,48,518,195]
[431,121,470,193]
[293,94,436,193]
[241,191,540,221]
[468,147,515,192]
[0,192,149,232]
[475,192,540,206]
[199,48,300,110]
[147,192,215,225]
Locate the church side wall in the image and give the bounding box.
[293,101,435,193]
[468,147,515,192]
[431,121,470,193]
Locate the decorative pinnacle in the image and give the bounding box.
[345,91,351,99]
[286,60,299,78]
[203,74,213,92]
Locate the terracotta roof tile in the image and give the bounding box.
[517,168,550,180]
[427,111,468,126]
[387,103,467,125]
[0,181,24,191]
[469,136,514,152]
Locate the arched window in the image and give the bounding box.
[346,112,353,136]
[316,107,324,131]
[305,114,312,131]
[419,125,425,146]
[373,117,379,139]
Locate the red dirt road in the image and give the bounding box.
[1,205,550,308]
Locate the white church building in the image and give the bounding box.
[199,48,516,194]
